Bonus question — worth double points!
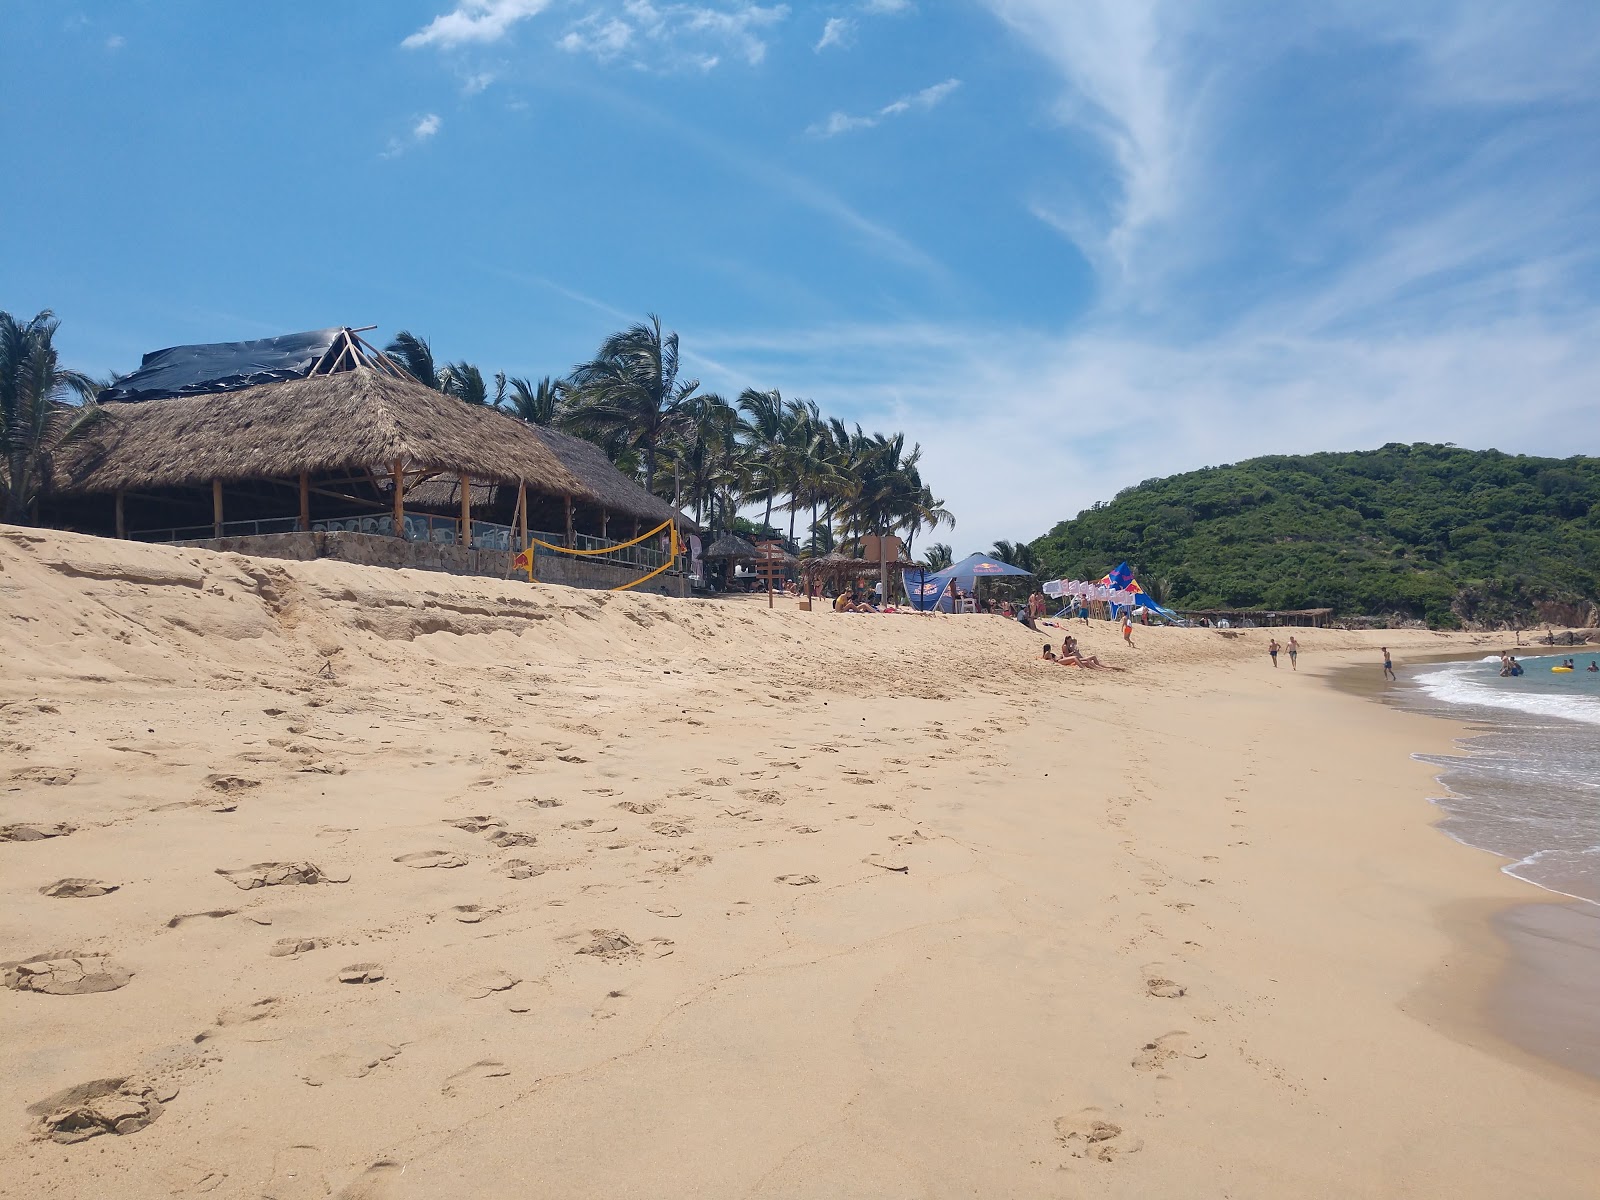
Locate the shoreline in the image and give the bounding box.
[1327,653,1600,1084]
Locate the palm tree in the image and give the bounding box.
[384,331,440,391]
[923,542,953,571]
[500,376,563,425]
[990,540,1038,572]
[736,387,788,536]
[439,360,489,406]
[566,314,700,494]
[1,310,100,525]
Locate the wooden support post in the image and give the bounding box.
[564,495,574,548]
[392,460,405,538]
[212,479,224,539]
[600,508,609,540]
[114,490,126,539]
[459,474,473,549]
[517,480,528,549]
[299,471,311,531]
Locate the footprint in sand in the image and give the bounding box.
[28,1077,172,1144]
[1131,1031,1206,1072]
[333,1160,404,1199]
[216,862,344,889]
[440,1059,511,1097]
[500,859,544,880]
[447,904,495,924]
[1144,972,1186,999]
[9,765,77,786]
[575,930,639,960]
[40,878,118,898]
[203,774,259,794]
[336,963,386,984]
[167,909,237,928]
[1055,1108,1142,1163]
[394,850,466,869]
[0,822,74,842]
[528,798,563,808]
[3,954,132,995]
[269,937,325,958]
[300,1043,401,1087]
[445,816,504,833]
[486,829,537,848]
[454,968,519,999]
[261,1144,328,1198]
[615,801,658,815]
[215,997,282,1026]
[775,874,819,886]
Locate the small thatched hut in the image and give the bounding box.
[702,533,758,561]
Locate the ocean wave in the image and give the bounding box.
[1414,662,1600,727]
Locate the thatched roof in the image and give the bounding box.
[703,533,758,560]
[53,369,590,499]
[530,426,695,529]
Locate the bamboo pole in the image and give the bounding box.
[392,460,405,538]
[601,508,609,540]
[564,495,574,548]
[517,480,528,549]
[114,490,126,539]
[299,472,310,531]
[459,474,473,549]
[212,480,224,539]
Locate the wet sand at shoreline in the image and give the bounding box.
[2,527,1596,1198]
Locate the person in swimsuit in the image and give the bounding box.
[1382,647,1395,681]
[1268,638,1280,668]
[1287,636,1299,670]
[1587,660,1598,671]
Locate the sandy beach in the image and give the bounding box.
[2,527,1596,1199]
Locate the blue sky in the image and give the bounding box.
[5,1,1599,553]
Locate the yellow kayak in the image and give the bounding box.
[1552,666,1573,672]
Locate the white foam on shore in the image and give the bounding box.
[1415,660,1600,726]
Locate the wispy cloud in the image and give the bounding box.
[808,78,961,137]
[461,70,497,94]
[382,113,443,158]
[104,34,125,51]
[556,2,789,70]
[404,0,554,49]
[815,16,853,51]
[862,0,913,13]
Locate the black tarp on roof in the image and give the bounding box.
[99,329,344,403]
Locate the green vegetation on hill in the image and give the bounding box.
[1030,444,1600,626]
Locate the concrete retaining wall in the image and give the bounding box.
[180,532,687,597]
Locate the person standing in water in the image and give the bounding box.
[1268,638,1281,668]
[1287,635,1299,670]
[1382,647,1396,681]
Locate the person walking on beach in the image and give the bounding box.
[1288,636,1299,670]
[1268,638,1280,668]
[1382,647,1395,681]
[1121,608,1136,647]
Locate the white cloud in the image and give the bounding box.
[403,0,553,50]
[862,0,912,13]
[816,16,853,51]
[462,70,497,94]
[808,77,961,137]
[382,113,443,158]
[556,2,788,69]
[104,34,125,50]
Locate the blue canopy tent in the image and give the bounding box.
[907,552,1034,611]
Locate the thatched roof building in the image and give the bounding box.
[55,368,585,499]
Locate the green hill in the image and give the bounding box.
[1029,443,1600,626]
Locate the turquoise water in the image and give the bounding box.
[1407,652,1600,904]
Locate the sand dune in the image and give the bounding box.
[1,527,1595,1198]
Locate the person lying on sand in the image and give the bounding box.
[1060,636,1112,669]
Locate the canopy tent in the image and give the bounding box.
[908,552,1033,611]
[1045,561,1182,622]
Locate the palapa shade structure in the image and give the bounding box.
[532,426,695,533]
[701,533,759,561]
[55,368,585,498]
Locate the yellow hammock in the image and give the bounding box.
[511,518,681,592]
